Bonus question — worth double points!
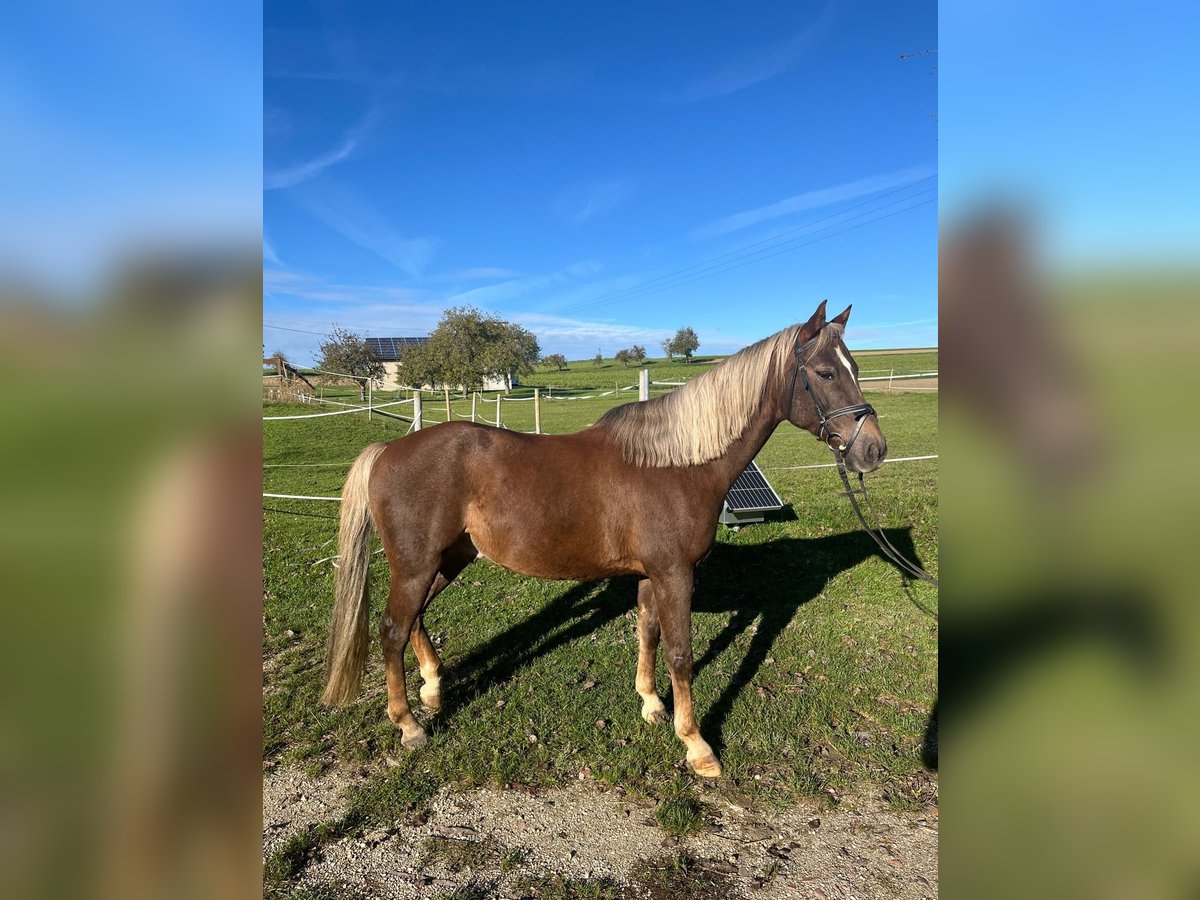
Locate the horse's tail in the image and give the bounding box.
[321,441,389,706]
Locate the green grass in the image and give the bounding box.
[509,874,623,900]
[630,852,743,900]
[265,814,361,887]
[263,380,937,837]
[421,835,499,873]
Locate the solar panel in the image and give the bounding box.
[720,460,784,525]
[364,337,429,361]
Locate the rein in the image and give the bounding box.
[792,332,939,588]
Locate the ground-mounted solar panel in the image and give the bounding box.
[720,460,784,525]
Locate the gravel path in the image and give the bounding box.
[264,766,938,898]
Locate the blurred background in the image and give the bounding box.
[1,1,1197,898]
[941,2,1200,898]
[0,2,263,899]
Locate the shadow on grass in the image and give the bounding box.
[691,529,925,757]
[439,528,929,757]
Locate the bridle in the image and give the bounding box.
[790,330,939,588]
[790,333,877,456]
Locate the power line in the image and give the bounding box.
[552,191,936,316]
[264,322,332,337]
[554,173,936,308]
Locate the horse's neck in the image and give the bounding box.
[705,380,786,490]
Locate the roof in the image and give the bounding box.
[366,336,429,361]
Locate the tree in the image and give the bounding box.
[661,337,674,360]
[399,306,541,392]
[541,353,568,371]
[615,348,632,368]
[668,326,700,363]
[630,344,647,363]
[316,325,383,400]
[593,349,604,367]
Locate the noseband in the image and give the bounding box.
[790,333,877,455]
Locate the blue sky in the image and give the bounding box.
[264,1,937,363]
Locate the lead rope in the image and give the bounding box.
[833,452,939,587]
[793,331,938,588]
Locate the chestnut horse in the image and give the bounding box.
[321,300,887,776]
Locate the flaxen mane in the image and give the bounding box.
[595,322,843,467]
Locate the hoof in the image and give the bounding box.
[420,693,442,713]
[400,728,428,750]
[688,754,723,779]
[641,698,669,725]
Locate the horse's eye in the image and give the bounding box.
[817,369,835,381]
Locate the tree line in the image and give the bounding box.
[596,328,701,368]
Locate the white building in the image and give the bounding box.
[365,336,516,392]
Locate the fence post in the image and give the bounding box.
[888,368,894,392]
[497,395,503,429]
[471,392,477,423]
[368,378,372,422]
[638,368,649,402]
[534,388,541,434]
[413,391,422,431]
[444,386,451,422]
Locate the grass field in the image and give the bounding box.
[295,349,938,404]
[263,372,938,891]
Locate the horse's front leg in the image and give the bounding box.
[635,578,669,725]
[651,567,721,778]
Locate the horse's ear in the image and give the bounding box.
[830,304,852,327]
[803,300,828,334]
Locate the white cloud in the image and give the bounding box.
[667,4,837,102]
[283,180,442,278]
[264,105,378,190]
[552,178,637,225]
[444,260,604,307]
[691,166,936,240]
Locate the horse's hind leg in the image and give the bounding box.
[380,569,438,749]
[652,567,721,778]
[635,578,668,725]
[412,537,477,713]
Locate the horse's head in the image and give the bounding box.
[787,300,888,474]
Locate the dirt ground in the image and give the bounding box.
[264,766,938,899]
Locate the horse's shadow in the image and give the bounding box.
[438,527,933,759]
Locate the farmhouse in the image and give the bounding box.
[367,336,517,392]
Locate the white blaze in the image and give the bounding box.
[835,345,856,383]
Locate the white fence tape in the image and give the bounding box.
[264,454,940,503]
[858,372,938,382]
[263,492,342,501]
[761,454,938,472]
[263,396,415,421]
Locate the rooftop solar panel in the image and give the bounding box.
[365,336,428,361]
[720,460,784,525]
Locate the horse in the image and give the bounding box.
[320,300,887,777]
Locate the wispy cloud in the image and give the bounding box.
[263,233,281,266]
[284,180,442,277]
[444,260,603,307]
[425,266,522,284]
[552,178,637,225]
[666,4,837,102]
[264,106,378,190]
[265,267,426,304]
[515,311,667,344]
[691,166,936,240]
